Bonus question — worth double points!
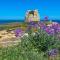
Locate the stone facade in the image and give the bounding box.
[25,10,40,22]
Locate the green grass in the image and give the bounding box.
[0,22,28,31]
[0,27,60,60]
[0,45,48,60]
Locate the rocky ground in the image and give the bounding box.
[0,30,22,47]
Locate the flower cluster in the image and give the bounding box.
[45,27,55,35]
[38,22,60,35]
[48,49,58,56]
[13,28,24,37]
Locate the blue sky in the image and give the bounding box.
[0,0,60,20]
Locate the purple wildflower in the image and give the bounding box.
[29,21,36,26]
[38,22,46,30]
[52,22,59,29]
[48,49,58,56]
[56,27,60,33]
[48,29,55,35]
[51,23,60,34]
[13,28,23,37]
[45,27,55,35]
[38,22,60,35]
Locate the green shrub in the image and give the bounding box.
[24,28,59,52]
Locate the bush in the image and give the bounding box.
[24,28,59,52]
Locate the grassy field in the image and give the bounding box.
[0,22,28,31]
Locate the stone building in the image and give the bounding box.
[25,10,40,22]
